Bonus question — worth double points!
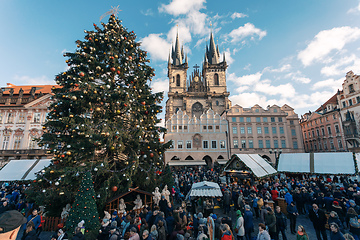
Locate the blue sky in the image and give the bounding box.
[1,0,360,123]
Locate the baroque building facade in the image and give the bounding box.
[224,104,304,163]
[0,83,58,161]
[337,71,360,152]
[300,93,346,152]
[164,32,231,166]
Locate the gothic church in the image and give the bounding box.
[165,32,231,121]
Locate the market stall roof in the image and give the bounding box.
[224,154,277,178]
[278,152,357,174]
[168,161,207,166]
[189,181,223,197]
[0,159,51,181]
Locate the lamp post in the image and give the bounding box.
[269,149,282,169]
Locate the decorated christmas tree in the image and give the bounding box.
[66,171,100,233]
[27,14,170,216]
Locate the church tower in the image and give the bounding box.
[165,32,230,121]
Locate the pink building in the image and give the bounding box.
[300,93,346,152]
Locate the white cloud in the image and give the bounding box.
[348,2,360,13]
[141,9,154,16]
[321,54,360,77]
[263,64,291,73]
[13,75,55,85]
[234,86,249,93]
[223,48,234,65]
[227,23,267,43]
[311,78,344,92]
[254,81,296,98]
[290,91,335,111]
[228,72,262,86]
[141,34,171,61]
[243,63,251,71]
[229,92,271,108]
[284,70,311,84]
[231,12,248,19]
[167,24,192,44]
[298,26,360,66]
[159,0,205,16]
[151,78,169,93]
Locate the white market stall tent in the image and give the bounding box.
[0,159,51,181]
[224,154,277,178]
[187,181,223,197]
[278,152,358,175]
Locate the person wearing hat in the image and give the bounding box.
[107,225,119,240]
[72,227,84,240]
[112,211,121,228]
[264,207,277,240]
[234,210,245,240]
[244,205,254,240]
[332,201,345,225]
[0,210,27,239]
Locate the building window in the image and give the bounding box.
[335,125,340,133]
[271,117,275,122]
[258,140,263,148]
[281,140,286,148]
[215,125,219,130]
[263,117,268,122]
[314,143,317,150]
[291,129,296,136]
[2,136,10,150]
[349,84,355,93]
[7,113,14,123]
[255,109,259,113]
[18,113,25,124]
[274,140,279,148]
[14,136,21,149]
[184,126,188,130]
[176,74,180,86]
[214,73,219,85]
[179,126,182,130]
[349,99,353,106]
[29,137,37,149]
[220,140,226,149]
[246,117,251,122]
[241,140,246,148]
[321,128,325,136]
[177,141,183,149]
[216,101,219,106]
[203,126,207,130]
[240,127,245,134]
[172,126,176,130]
[34,113,41,123]
[257,127,262,134]
[233,140,238,148]
[333,114,336,119]
[327,126,332,135]
[232,117,236,122]
[312,130,315,137]
[279,127,284,134]
[316,129,320,136]
[272,127,277,134]
[266,140,271,148]
[330,140,335,149]
[290,120,294,125]
[256,117,261,122]
[186,141,191,149]
[0,113,2,123]
[324,141,328,150]
[240,117,244,122]
[304,132,307,139]
[357,96,360,103]
[274,108,278,113]
[211,140,217,149]
[249,140,253,148]
[264,127,269,134]
[203,140,209,149]
[278,117,282,122]
[247,127,252,134]
[208,126,213,130]
[338,140,343,149]
[232,127,237,134]
[319,142,322,150]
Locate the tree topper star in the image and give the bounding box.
[100,5,122,21]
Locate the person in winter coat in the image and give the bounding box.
[287,201,299,234]
[256,223,270,240]
[244,205,254,240]
[328,211,344,233]
[73,227,85,240]
[234,210,245,240]
[21,221,38,240]
[264,207,277,240]
[220,224,233,240]
[349,215,360,240]
[330,223,345,240]
[309,204,328,240]
[97,218,111,240]
[346,208,358,229]
[332,201,346,224]
[158,220,166,240]
[285,192,293,205]
[26,209,41,230]
[296,225,309,240]
[150,225,159,240]
[275,206,287,240]
[223,190,231,214]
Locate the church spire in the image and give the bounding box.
[173,31,182,66]
[208,31,219,64]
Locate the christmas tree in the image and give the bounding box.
[27,14,170,216]
[66,171,100,233]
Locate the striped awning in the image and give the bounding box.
[189,181,223,197]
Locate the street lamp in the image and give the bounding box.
[269,149,282,169]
